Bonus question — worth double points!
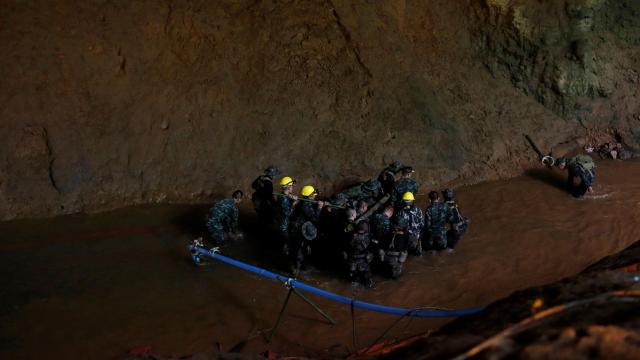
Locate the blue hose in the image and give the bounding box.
[190,246,484,318]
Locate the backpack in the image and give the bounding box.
[571,154,595,171]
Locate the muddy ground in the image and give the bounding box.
[1,159,639,359]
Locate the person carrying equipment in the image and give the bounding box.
[206,190,244,246]
[251,165,280,226]
[392,192,424,255]
[287,185,324,273]
[377,160,404,196]
[276,176,297,247]
[556,154,596,198]
[392,166,419,207]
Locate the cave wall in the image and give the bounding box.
[0,0,637,220]
[471,0,640,144]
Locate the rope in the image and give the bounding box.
[190,246,484,318]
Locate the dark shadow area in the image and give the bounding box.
[524,168,567,191]
[171,204,210,238]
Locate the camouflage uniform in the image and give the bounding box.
[370,213,391,240]
[394,205,424,255]
[392,178,419,207]
[347,229,374,288]
[377,161,403,196]
[288,198,322,268]
[446,200,469,249]
[383,217,410,279]
[206,198,239,245]
[276,193,295,243]
[566,155,596,198]
[424,202,451,250]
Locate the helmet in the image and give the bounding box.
[264,165,280,177]
[363,180,381,192]
[280,176,295,187]
[388,160,403,173]
[301,222,317,241]
[442,188,454,201]
[402,192,415,201]
[301,185,316,197]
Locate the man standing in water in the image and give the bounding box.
[442,188,469,252]
[276,176,297,248]
[424,191,451,252]
[556,155,596,198]
[251,165,280,226]
[207,190,244,246]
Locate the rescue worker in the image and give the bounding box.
[377,160,404,196]
[356,200,368,217]
[276,176,297,247]
[392,167,419,207]
[251,165,280,225]
[206,190,244,246]
[556,154,596,198]
[289,221,317,275]
[424,191,451,251]
[393,192,424,255]
[371,205,394,241]
[382,216,410,279]
[288,185,324,270]
[318,193,348,263]
[346,220,375,288]
[442,188,469,252]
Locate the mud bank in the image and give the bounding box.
[1,159,639,359]
[2,0,639,220]
[379,240,640,360]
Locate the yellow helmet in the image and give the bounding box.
[402,192,415,201]
[301,185,316,197]
[280,176,295,187]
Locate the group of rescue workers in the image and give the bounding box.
[206,161,469,288]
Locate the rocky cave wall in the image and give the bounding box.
[0,0,638,220]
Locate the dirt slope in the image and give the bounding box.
[1,0,638,220]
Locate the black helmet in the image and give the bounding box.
[388,160,403,173]
[264,165,281,177]
[442,188,454,201]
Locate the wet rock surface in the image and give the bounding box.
[2,0,639,220]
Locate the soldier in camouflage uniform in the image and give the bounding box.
[393,192,424,255]
[289,221,317,275]
[206,190,244,246]
[371,205,394,241]
[251,165,280,226]
[288,185,324,271]
[556,155,597,198]
[346,221,375,288]
[276,177,297,248]
[424,191,451,251]
[392,167,419,208]
[377,160,404,197]
[442,188,469,251]
[382,216,410,279]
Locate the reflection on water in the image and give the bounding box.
[1,159,639,359]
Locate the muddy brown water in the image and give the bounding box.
[1,159,640,359]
